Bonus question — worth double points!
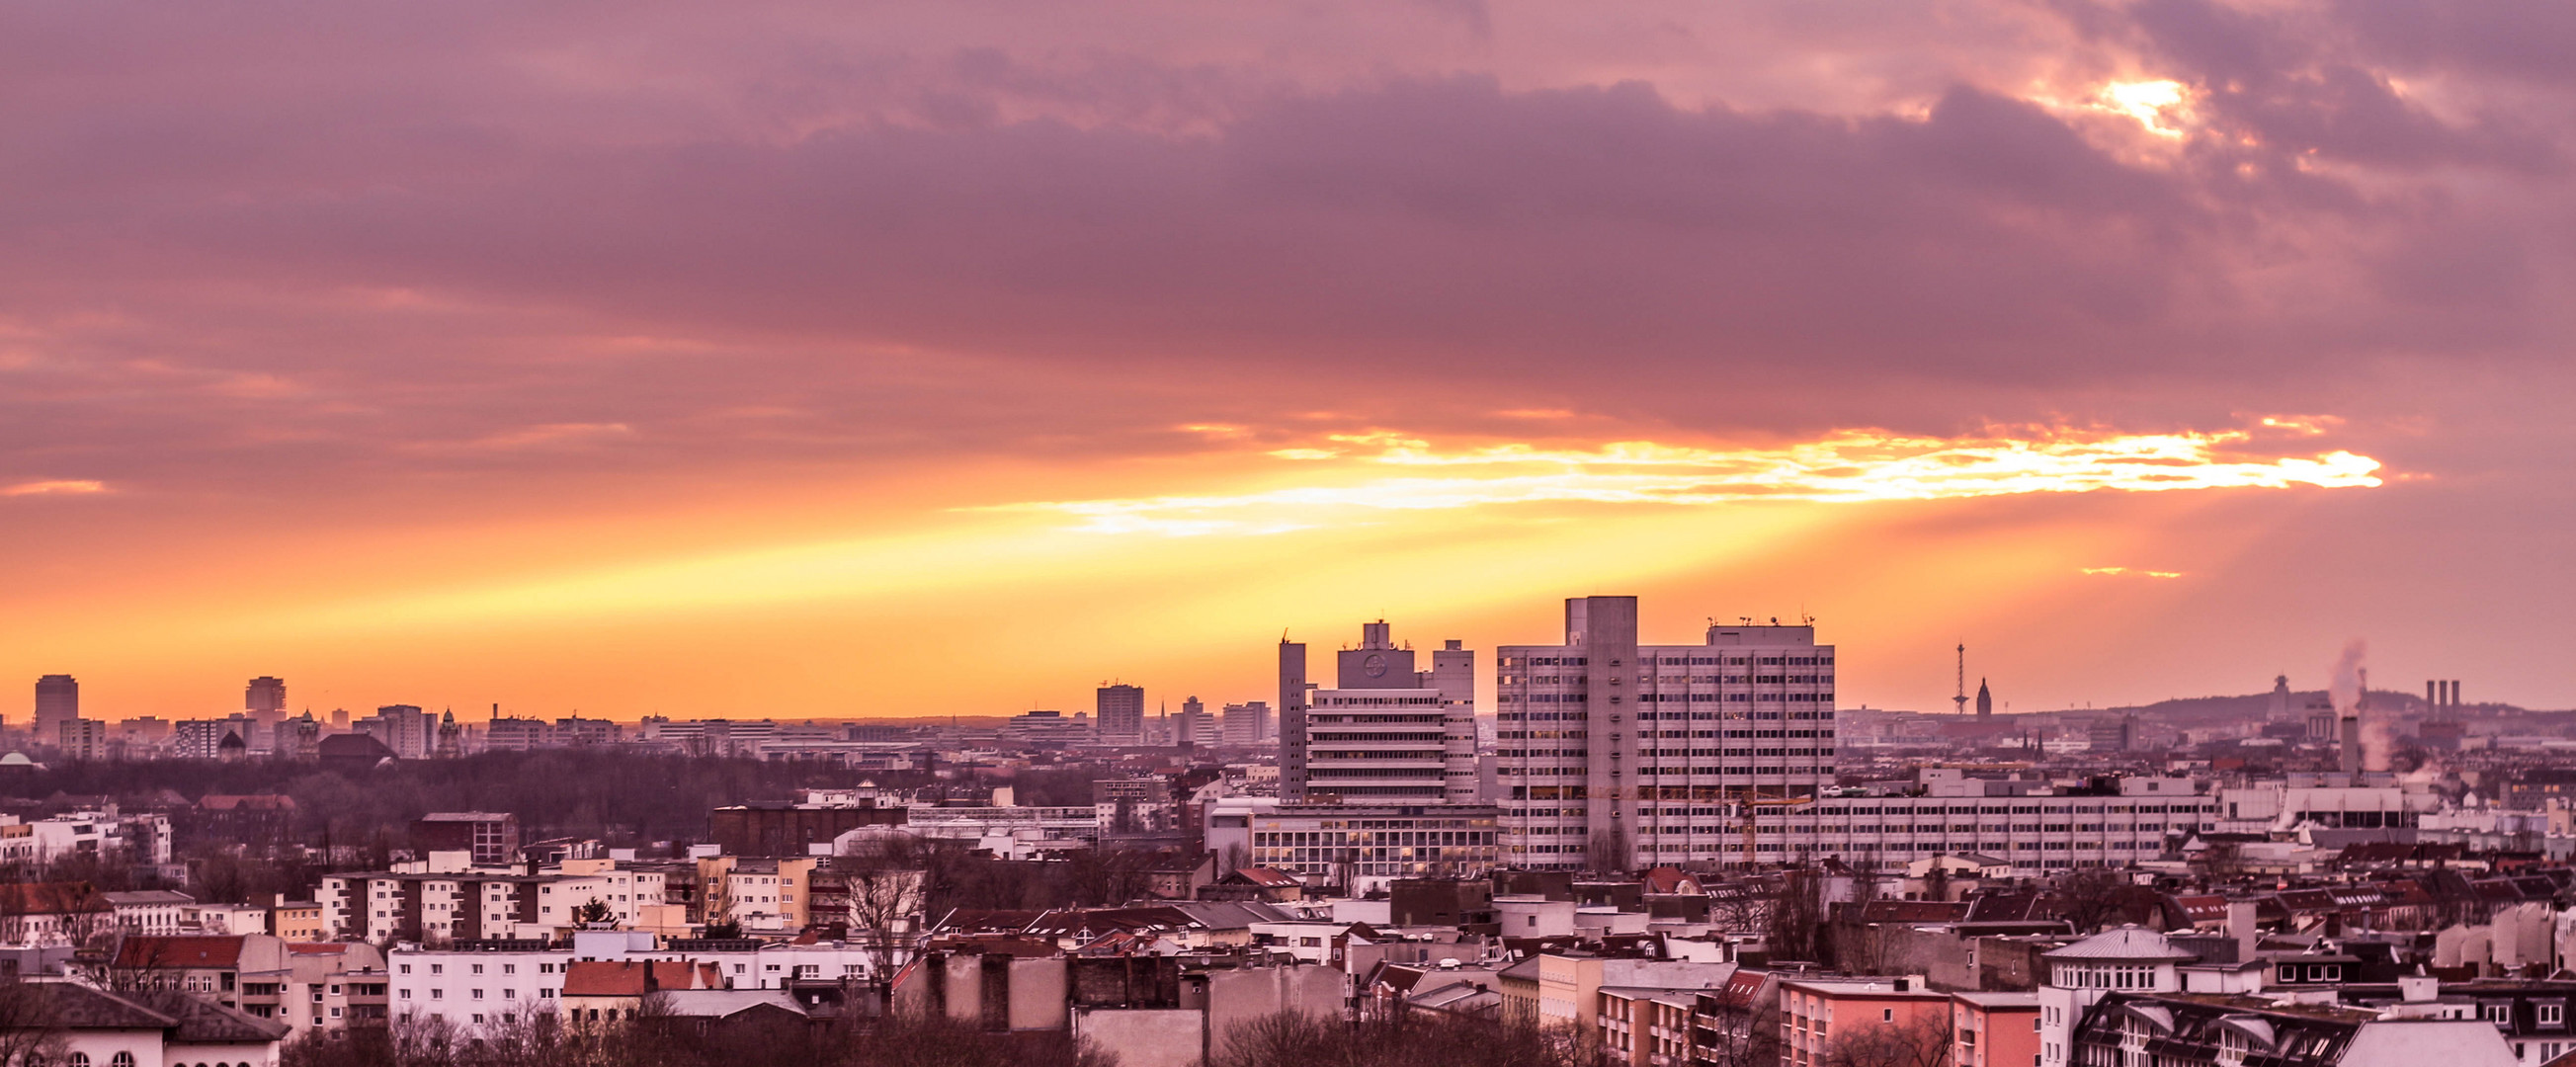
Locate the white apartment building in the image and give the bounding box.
[1284,620,1477,805]
[1240,803,1500,889]
[103,890,195,935]
[902,805,1100,854]
[389,933,882,1035]
[320,862,669,944]
[1498,596,1840,869]
[0,810,173,865]
[390,944,574,1030]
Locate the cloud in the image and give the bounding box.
[2,479,108,497]
[993,420,2382,534]
[2081,566,2185,579]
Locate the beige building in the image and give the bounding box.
[697,856,814,933]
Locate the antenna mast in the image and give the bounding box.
[1953,643,1968,715]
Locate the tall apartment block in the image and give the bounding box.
[1497,596,1838,870]
[246,676,288,725]
[1096,684,1145,744]
[34,675,77,740]
[1282,620,1477,804]
[1221,700,1271,745]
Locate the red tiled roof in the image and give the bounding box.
[0,882,110,917]
[116,936,247,969]
[1229,867,1299,888]
[561,960,721,997]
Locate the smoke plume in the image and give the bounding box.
[2326,639,2392,773]
[2328,639,2367,716]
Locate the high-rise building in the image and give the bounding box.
[1278,640,1308,796]
[58,718,108,762]
[34,675,78,741]
[359,704,434,759]
[1221,700,1271,745]
[1496,596,1839,870]
[246,677,288,724]
[1175,697,1218,749]
[1286,619,1477,804]
[1975,679,1992,717]
[1096,684,1145,744]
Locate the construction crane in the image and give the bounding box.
[1738,795,1814,868]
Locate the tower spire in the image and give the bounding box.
[1952,643,1968,715]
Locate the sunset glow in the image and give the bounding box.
[0,0,2565,722]
[1008,424,2382,535]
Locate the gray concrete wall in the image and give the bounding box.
[1079,1008,1205,1067]
[1206,964,1348,1055]
[1011,955,1070,1031]
[943,953,983,1022]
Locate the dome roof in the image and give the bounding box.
[0,752,33,766]
[2042,925,2196,961]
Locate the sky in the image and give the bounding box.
[3,0,2572,722]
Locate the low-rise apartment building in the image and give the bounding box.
[1952,991,2040,1067]
[1778,977,1951,1067]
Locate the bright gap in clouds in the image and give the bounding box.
[997,421,2383,535]
[2,479,109,497]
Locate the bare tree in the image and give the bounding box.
[1585,828,1630,875]
[1822,1013,1951,1067]
[834,834,930,995]
[0,978,65,1067]
[2050,869,2129,935]
[1215,1010,1606,1067]
[1699,995,1781,1067]
[1767,868,1825,962]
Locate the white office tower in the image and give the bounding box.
[1497,596,1838,870]
[1285,620,1477,804]
[1221,700,1271,745]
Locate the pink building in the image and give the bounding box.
[1779,977,1950,1067]
[1952,991,2041,1067]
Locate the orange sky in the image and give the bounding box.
[3,0,2571,720]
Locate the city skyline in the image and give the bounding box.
[12,614,2500,726]
[5,2,2570,719]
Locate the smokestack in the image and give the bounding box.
[2341,714,2364,776]
[2428,680,2438,708]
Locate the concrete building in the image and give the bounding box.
[1175,697,1218,749]
[34,674,78,742]
[318,861,675,944]
[1097,685,1146,744]
[1222,701,1270,745]
[1288,620,1476,804]
[246,677,287,726]
[1241,803,1500,889]
[1498,597,1839,869]
[410,812,521,866]
[104,890,197,936]
[1006,709,1094,748]
[1279,638,1310,798]
[357,704,434,760]
[175,716,258,760]
[1951,991,2040,1067]
[391,932,884,1036]
[697,856,815,933]
[58,717,108,761]
[2036,927,2195,1067]
[1780,976,1951,1067]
